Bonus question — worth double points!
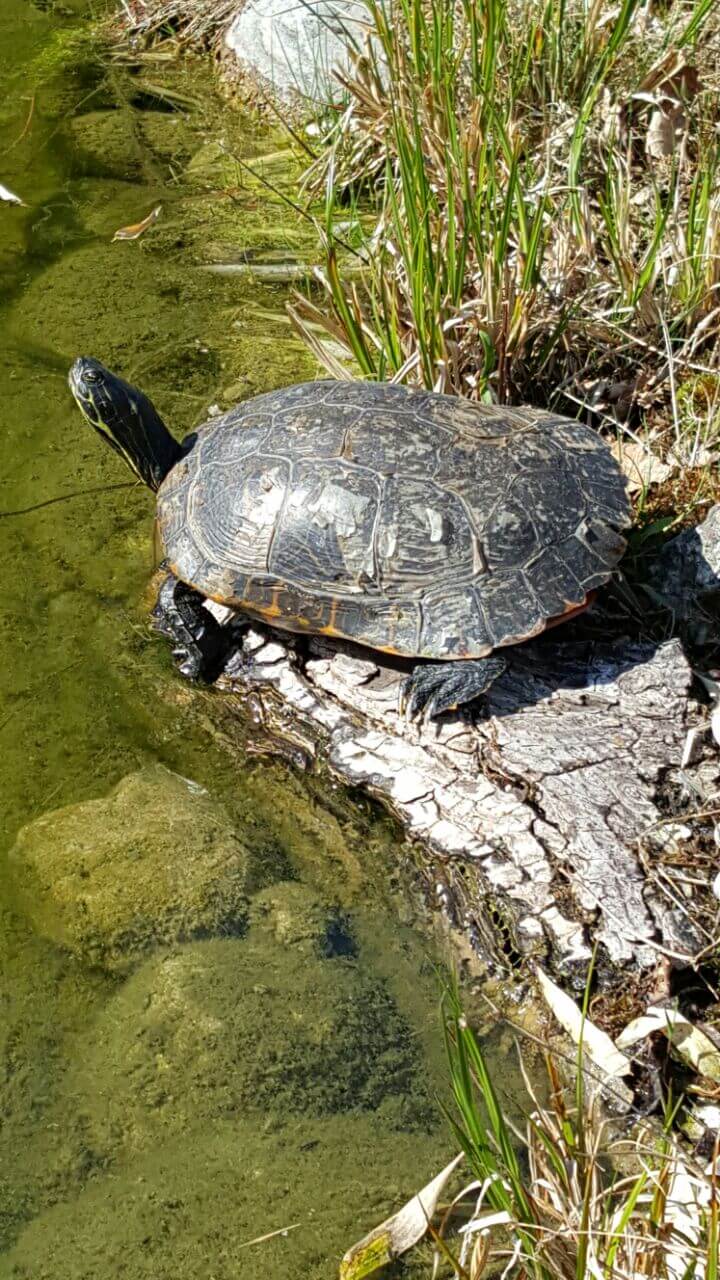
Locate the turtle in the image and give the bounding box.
[68,357,630,719]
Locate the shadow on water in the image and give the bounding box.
[0,4,534,1276]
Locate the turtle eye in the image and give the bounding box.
[85,369,101,384]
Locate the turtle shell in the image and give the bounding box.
[157,381,630,660]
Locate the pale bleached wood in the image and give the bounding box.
[209,614,698,974]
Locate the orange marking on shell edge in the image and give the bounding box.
[259,586,283,620]
[543,591,595,631]
[169,565,593,659]
[316,621,403,655]
[168,567,283,622]
[483,592,596,655]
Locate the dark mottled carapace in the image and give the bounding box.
[158,381,630,659]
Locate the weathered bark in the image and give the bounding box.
[165,509,719,983]
[206,614,706,979]
[648,504,720,646]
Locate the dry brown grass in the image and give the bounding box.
[433,991,720,1279]
[115,0,237,47]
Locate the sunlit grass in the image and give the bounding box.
[432,985,720,1279]
[291,0,720,451]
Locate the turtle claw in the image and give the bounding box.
[400,657,508,722]
[172,647,203,680]
[400,665,448,722]
[155,574,230,683]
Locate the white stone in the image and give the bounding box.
[225,0,368,105]
[402,795,440,832]
[539,907,591,962]
[517,916,544,940]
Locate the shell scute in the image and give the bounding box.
[269,460,380,589]
[323,381,418,411]
[419,393,523,439]
[483,497,539,571]
[246,381,335,416]
[188,454,290,578]
[264,404,363,460]
[341,409,444,476]
[419,583,492,659]
[376,476,475,594]
[580,479,631,527]
[513,469,586,546]
[524,545,586,617]
[475,570,546,649]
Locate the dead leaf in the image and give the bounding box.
[112,204,162,242]
[712,702,720,750]
[646,107,680,158]
[664,1148,714,1280]
[617,1005,720,1083]
[0,181,25,206]
[636,50,700,103]
[634,54,701,160]
[460,1209,513,1236]
[536,967,632,1081]
[339,1152,464,1279]
[611,439,674,492]
[601,87,630,148]
[668,443,718,469]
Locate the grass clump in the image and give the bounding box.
[429,989,720,1278]
[114,0,237,48]
[293,0,720,446]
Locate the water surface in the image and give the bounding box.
[0,5,495,1275]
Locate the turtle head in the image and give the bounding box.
[69,357,183,492]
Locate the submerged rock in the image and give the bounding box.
[70,109,143,180]
[139,112,195,165]
[249,879,356,955]
[71,926,434,1155]
[0,1114,446,1280]
[7,766,257,973]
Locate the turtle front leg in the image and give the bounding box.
[153,573,231,683]
[400,655,507,721]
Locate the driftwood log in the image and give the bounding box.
[182,510,720,985]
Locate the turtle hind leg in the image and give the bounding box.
[400,655,507,721]
[153,573,231,683]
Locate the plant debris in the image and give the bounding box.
[339,1152,464,1278]
[112,204,162,242]
[618,1006,720,1084]
[536,966,634,1108]
[0,181,25,206]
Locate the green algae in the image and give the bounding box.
[0,5,462,1274]
[0,908,111,1252]
[70,919,437,1157]
[0,1115,448,1280]
[7,766,263,972]
[0,16,314,852]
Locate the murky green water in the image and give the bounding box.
[0,3,467,1276]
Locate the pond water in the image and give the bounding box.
[0,4,505,1276]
